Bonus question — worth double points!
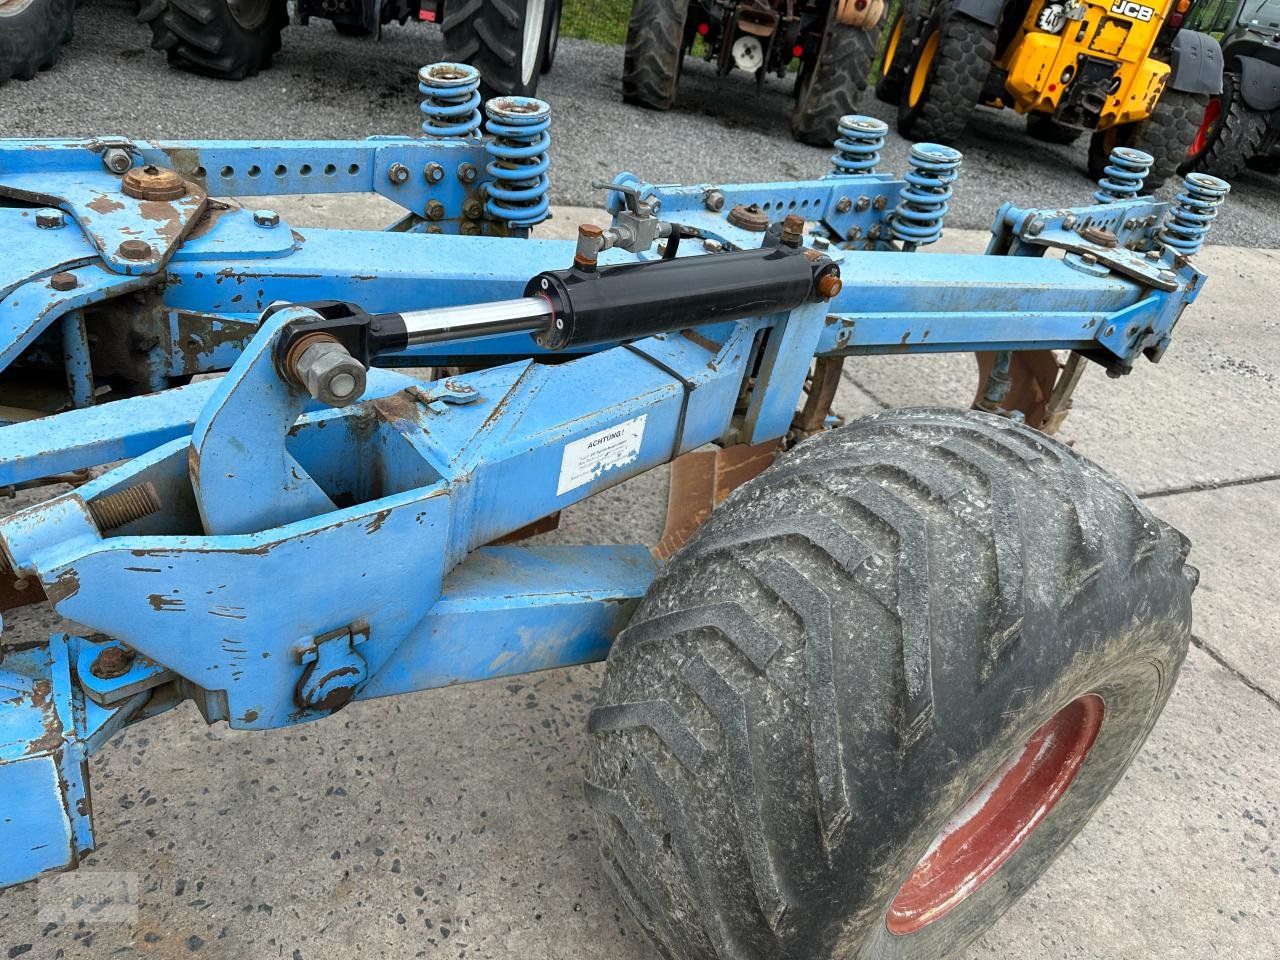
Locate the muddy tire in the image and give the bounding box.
[442,0,557,100]
[1027,112,1082,145]
[1184,71,1270,180]
[898,3,994,144]
[622,0,689,111]
[0,0,74,85]
[139,0,286,80]
[791,5,879,146]
[874,10,909,105]
[587,407,1195,960]
[1089,89,1207,190]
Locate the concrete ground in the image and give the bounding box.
[0,193,1275,960]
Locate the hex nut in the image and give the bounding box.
[704,189,725,212]
[118,239,154,261]
[35,208,65,229]
[462,197,483,220]
[102,147,133,174]
[426,199,446,220]
[296,339,367,408]
[91,645,134,680]
[424,162,445,184]
[388,162,411,185]
[50,272,78,291]
[855,197,870,212]
[458,163,478,184]
[253,209,281,228]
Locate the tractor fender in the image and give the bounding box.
[1167,30,1224,95]
[1234,55,1280,112]
[950,0,1004,27]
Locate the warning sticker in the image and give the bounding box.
[557,415,648,496]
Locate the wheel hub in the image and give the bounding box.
[886,694,1106,935]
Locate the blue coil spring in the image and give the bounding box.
[890,143,963,246]
[831,115,889,175]
[1093,146,1153,203]
[1159,172,1230,255]
[484,96,551,227]
[418,61,482,138]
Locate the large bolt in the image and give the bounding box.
[253,209,280,228]
[87,481,162,531]
[102,148,133,174]
[424,162,444,183]
[388,162,411,185]
[460,220,480,236]
[458,162,478,184]
[35,208,66,229]
[780,214,805,247]
[90,645,135,680]
[290,335,367,408]
[118,239,153,261]
[462,197,483,220]
[704,189,725,212]
[855,196,870,212]
[835,197,853,214]
[426,199,446,220]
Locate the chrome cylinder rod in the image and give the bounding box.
[397,297,552,346]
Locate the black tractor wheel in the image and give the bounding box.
[622,0,690,111]
[1183,71,1270,180]
[587,407,1195,960]
[791,4,879,146]
[540,0,560,73]
[1088,89,1207,190]
[1027,111,1082,145]
[333,21,371,36]
[443,0,558,99]
[139,0,286,80]
[874,9,909,105]
[0,0,74,85]
[898,2,996,144]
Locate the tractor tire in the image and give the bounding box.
[0,0,74,85]
[1027,112,1082,145]
[333,21,371,36]
[443,0,557,100]
[1088,89,1207,190]
[622,0,690,111]
[898,3,995,145]
[540,0,560,73]
[587,407,1195,960]
[873,10,908,105]
[139,0,286,80]
[791,4,879,146]
[1184,71,1269,180]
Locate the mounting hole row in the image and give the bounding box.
[201,162,363,180]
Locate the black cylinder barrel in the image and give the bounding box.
[526,244,836,350]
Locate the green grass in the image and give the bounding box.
[561,0,632,46]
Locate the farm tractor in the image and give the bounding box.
[877,0,1225,187]
[1183,0,1280,176]
[0,59,1234,960]
[0,0,561,95]
[622,0,886,144]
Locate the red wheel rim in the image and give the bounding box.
[1191,97,1223,156]
[885,694,1106,936]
